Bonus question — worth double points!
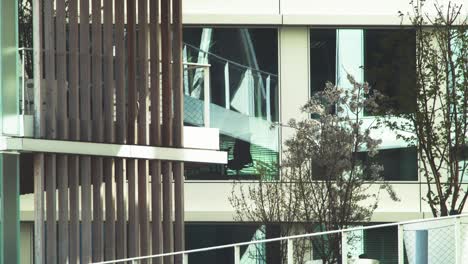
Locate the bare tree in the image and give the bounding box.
[230,75,398,264]
[385,1,468,216]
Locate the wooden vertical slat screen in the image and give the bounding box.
[34,0,186,262]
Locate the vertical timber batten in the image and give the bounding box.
[79,0,92,262]
[162,0,174,262]
[127,0,139,258]
[138,0,150,261]
[44,0,57,262]
[32,0,45,262]
[91,0,104,260]
[103,0,116,260]
[115,0,127,260]
[150,0,163,262]
[173,0,185,262]
[56,0,69,262]
[68,0,80,262]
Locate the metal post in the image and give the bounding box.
[455,216,461,264]
[183,46,189,96]
[266,75,271,122]
[224,62,230,110]
[203,67,210,127]
[398,224,404,264]
[341,231,348,264]
[287,239,294,264]
[183,253,188,264]
[234,246,240,264]
[21,50,25,114]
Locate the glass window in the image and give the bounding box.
[309,28,416,116]
[364,29,416,115]
[357,147,418,181]
[312,147,418,181]
[183,27,279,180]
[364,225,398,263]
[310,29,336,93]
[186,224,269,264]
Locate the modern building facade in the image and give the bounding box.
[0,0,466,263]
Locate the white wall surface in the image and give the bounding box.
[183,0,467,25]
[184,0,280,15]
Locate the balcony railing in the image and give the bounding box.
[91,213,468,264]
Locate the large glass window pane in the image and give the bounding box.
[364,29,416,115]
[310,29,336,93]
[309,28,416,116]
[183,27,279,180]
[364,225,398,264]
[186,224,266,264]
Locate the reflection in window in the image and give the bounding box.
[364,29,416,115]
[310,29,336,93]
[312,147,418,181]
[309,28,416,116]
[357,147,418,181]
[186,224,268,264]
[183,27,279,180]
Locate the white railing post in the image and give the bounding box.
[183,253,188,264]
[203,66,211,128]
[234,246,240,264]
[21,49,26,114]
[266,75,271,122]
[287,239,294,264]
[224,62,230,110]
[398,224,404,264]
[455,216,461,264]
[341,231,348,264]
[183,45,189,96]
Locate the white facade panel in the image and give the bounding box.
[281,0,410,16]
[184,0,280,15]
[279,27,310,147]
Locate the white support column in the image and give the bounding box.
[183,253,188,264]
[203,67,211,128]
[341,231,348,264]
[279,27,309,147]
[398,224,404,264]
[287,239,294,264]
[224,62,230,110]
[234,246,240,264]
[455,216,461,264]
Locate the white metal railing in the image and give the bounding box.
[91,213,468,264]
